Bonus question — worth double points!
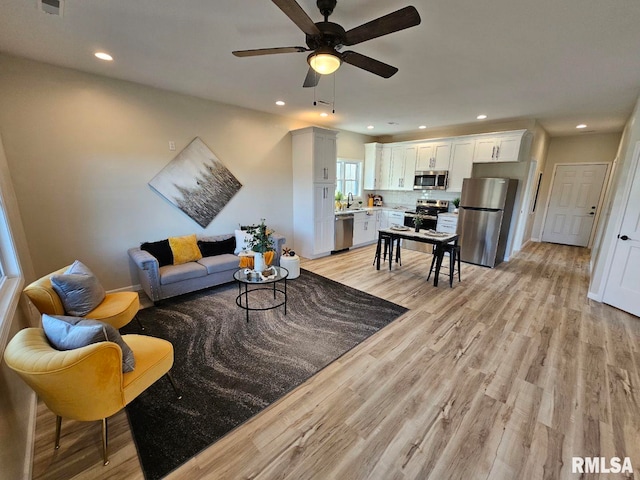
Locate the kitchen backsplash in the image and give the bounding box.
[363,189,461,211]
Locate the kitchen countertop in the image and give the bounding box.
[334,205,410,215]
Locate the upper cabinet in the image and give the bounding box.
[368,144,415,190]
[364,129,529,192]
[388,145,417,190]
[378,145,393,190]
[312,129,338,182]
[472,130,527,163]
[448,138,475,192]
[363,143,382,190]
[416,141,452,171]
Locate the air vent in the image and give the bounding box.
[38,0,64,16]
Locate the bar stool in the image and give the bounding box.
[373,232,393,268]
[427,242,461,287]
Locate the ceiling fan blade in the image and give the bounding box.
[232,46,308,57]
[303,67,320,88]
[344,6,421,46]
[342,51,398,78]
[272,0,321,36]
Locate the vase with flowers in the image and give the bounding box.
[246,219,274,273]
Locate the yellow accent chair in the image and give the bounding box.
[23,265,142,330]
[3,327,181,465]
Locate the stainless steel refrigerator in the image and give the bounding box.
[458,178,518,267]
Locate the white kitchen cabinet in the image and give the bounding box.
[376,209,389,230]
[291,127,337,259]
[402,146,418,191]
[472,130,526,163]
[377,145,393,190]
[313,184,335,255]
[387,210,405,228]
[447,138,475,192]
[364,143,382,190]
[389,146,405,189]
[416,141,452,171]
[436,213,458,233]
[387,145,417,190]
[353,211,377,246]
[313,130,337,182]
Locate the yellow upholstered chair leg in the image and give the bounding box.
[102,418,109,466]
[55,416,62,449]
[166,372,183,400]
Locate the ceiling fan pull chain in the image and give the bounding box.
[332,73,336,114]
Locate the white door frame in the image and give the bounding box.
[539,162,611,248]
[511,159,538,253]
[601,141,640,309]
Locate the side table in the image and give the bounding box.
[280,254,300,279]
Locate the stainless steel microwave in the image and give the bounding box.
[413,170,448,190]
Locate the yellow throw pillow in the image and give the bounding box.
[168,234,202,265]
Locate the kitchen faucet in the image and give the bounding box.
[347,192,354,208]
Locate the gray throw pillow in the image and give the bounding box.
[42,314,135,373]
[50,260,106,316]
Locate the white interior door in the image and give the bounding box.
[603,147,640,317]
[541,164,608,246]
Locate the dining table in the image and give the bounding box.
[375,227,459,287]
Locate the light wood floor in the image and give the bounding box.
[32,242,640,479]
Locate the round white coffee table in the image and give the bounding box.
[280,254,300,279]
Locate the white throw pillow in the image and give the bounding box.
[234,229,254,254]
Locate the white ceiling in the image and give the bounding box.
[1,0,639,137]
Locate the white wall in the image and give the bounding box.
[0,54,372,290]
[530,132,621,242]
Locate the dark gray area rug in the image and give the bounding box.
[121,269,408,480]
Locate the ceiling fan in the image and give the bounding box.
[232,0,421,87]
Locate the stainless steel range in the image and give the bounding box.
[403,199,450,252]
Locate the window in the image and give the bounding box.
[0,170,25,347]
[336,159,362,198]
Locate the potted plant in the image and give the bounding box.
[413,214,423,232]
[247,219,274,272]
[335,191,344,210]
[453,197,460,213]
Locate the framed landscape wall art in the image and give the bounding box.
[149,137,242,228]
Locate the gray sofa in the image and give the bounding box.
[128,233,286,302]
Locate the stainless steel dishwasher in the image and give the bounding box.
[334,214,354,251]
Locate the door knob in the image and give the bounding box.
[619,235,630,241]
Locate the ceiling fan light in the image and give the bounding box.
[308,52,341,75]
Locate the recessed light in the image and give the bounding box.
[94,52,113,61]
[419,125,427,129]
[576,124,587,129]
[477,114,487,120]
[367,125,374,130]
[320,112,328,117]
[275,100,285,106]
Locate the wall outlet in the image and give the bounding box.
[169,141,176,151]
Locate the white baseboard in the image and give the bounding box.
[22,391,37,480]
[531,237,541,242]
[107,284,142,294]
[587,291,603,302]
